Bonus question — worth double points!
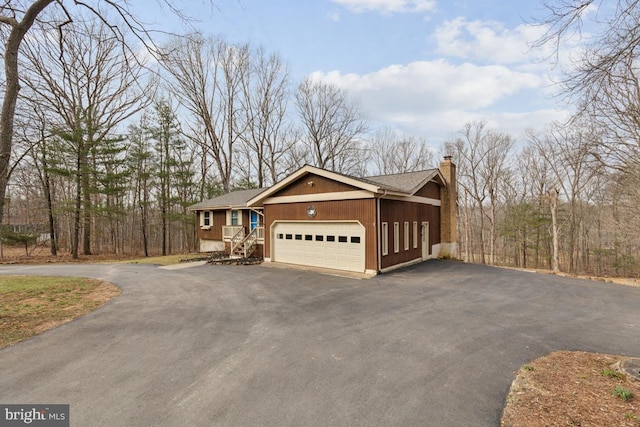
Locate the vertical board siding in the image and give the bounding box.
[415,181,441,199]
[273,173,359,197]
[196,210,227,241]
[264,199,377,271]
[379,199,441,269]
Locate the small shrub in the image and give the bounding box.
[523,365,534,372]
[601,369,626,380]
[612,386,633,401]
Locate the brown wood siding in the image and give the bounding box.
[379,199,441,270]
[415,181,441,199]
[195,210,226,241]
[273,173,359,197]
[264,199,377,271]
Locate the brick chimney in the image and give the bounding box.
[439,155,458,258]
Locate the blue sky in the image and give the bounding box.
[140,0,573,146]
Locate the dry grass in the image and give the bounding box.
[0,245,201,266]
[0,276,120,349]
[122,253,204,266]
[502,351,640,426]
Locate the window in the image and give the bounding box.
[404,222,410,250]
[382,222,388,256]
[315,235,324,241]
[327,235,336,242]
[338,236,348,243]
[230,210,239,226]
[277,233,284,239]
[202,211,211,227]
[305,235,313,241]
[394,222,400,253]
[351,236,361,244]
[413,222,418,249]
[285,234,293,240]
[295,234,302,240]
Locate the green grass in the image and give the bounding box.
[602,368,626,380]
[0,276,118,348]
[612,386,634,401]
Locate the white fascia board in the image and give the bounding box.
[263,190,374,205]
[382,194,442,206]
[247,164,384,206]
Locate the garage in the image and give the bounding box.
[272,221,365,273]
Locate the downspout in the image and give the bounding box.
[376,189,387,274]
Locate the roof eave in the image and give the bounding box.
[405,170,441,195]
[247,164,382,206]
[188,203,255,212]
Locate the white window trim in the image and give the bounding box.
[382,222,389,256]
[413,221,418,249]
[226,209,242,226]
[393,222,400,253]
[201,211,211,229]
[404,222,409,251]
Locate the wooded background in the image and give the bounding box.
[3,2,640,277]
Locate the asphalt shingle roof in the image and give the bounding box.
[190,167,441,211]
[360,169,439,194]
[188,188,265,211]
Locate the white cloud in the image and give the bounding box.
[312,60,541,112]
[309,60,553,142]
[332,0,436,14]
[327,9,342,22]
[434,17,547,65]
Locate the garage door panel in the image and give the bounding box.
[273,222,365,273]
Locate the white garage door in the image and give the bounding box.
[272,221,365,273]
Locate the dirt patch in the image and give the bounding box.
[502,351,640,426]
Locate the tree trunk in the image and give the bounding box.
[43,163,57,256]
[549,189,560,273]
[72,156,82,260]
[82,162,92,255]
[0,0,55,226]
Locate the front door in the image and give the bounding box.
[421,222,429,260]
[250,211,259,231]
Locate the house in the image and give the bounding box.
[187,188,265,258]
[190,157,457,275]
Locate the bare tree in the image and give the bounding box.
[239,46,291,187]
[369,127,435,175]
[295,77,367,174]
[162,34,248,193]
[0,1,196,227]
[526,121,601,272]
[20,18,148,258]
[445,121,513,265]
[535,1,640,164]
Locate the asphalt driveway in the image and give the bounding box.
[0,260,639,426]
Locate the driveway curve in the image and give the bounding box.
[0,260,639,426]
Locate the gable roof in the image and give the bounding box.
[361,169,440,194]
[188,188,265,211]
[247,165,444,207]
